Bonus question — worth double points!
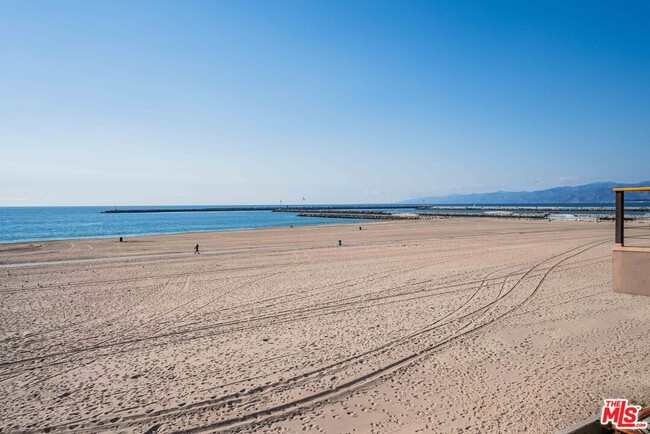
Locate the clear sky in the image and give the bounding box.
[1,1,649,205]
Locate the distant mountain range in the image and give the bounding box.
[401,182,650,204]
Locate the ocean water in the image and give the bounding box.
[2,203,649,244]
[0,207,366,244]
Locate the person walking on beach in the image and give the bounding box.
[194,244,200,254]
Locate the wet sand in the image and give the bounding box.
[1,219,649,433]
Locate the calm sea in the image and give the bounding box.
[1,203,648,244]
[0,206,367,244]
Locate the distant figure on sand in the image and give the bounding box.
[194,244,200,254]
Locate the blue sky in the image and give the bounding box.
[1,1,649,205]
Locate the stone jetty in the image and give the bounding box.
[415,205,650,212]
[292,210,646,222]
[102,205,419,214]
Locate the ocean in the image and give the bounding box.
[0,206,367,244]
[1,203,648,244]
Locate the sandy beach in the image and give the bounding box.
[1,218,649,433]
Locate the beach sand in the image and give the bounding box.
[1,219,649,433]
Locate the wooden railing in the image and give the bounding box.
[613,186,650,246]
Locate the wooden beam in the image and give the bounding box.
[615,191,624,245]
[612,186,650,192]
